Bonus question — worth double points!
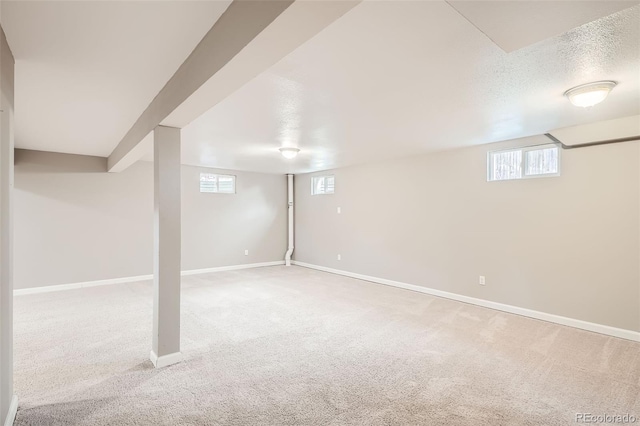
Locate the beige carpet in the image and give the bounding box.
[13,266,640,425]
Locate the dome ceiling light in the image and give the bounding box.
[564,81,617,108]
[279,147,300,159]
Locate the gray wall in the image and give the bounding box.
[294,137,640,333]
[0,22,15,425]
[14,149,287,289]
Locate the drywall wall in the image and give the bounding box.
[13,150,286,289]
[0,22,16,426]
[294,136,640,333]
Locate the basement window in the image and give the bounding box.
[487,144,560,182]
[312,175,335,195]
[200,173,236,194]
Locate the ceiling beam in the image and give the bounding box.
[108,0,293,172]
[161,0,361,130]
[108,0,361,172]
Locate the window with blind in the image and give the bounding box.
[311,175,335,195]
[488,144,560,182]
[200,173,236,193]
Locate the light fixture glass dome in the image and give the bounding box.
[564,81,616,108]
[279,147,300,159]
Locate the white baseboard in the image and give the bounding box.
[180,261,284,276]
[150,350,182,368]
[14,261,285,296]
[292,261,640,342]
[3,395,18,426]
[14,274,154,296]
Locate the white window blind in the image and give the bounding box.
[490,149,522,181]
[312,175,335,195]
[217,175,235,193]
[488,144,560,182]
[200,173,236,193]
[526,146,559,176]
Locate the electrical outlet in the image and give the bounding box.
[337,207,341,214]
[479,276,486,285]
[337,254,341,261]
[244,250,249,256]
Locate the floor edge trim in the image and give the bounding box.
[3,395,18,426]
[14,261,286,296]
[292,261,640,342]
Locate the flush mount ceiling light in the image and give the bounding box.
[564,81,617,108]
[279,147,300,159]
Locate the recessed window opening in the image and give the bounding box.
[200,173,236,193]
[312,175,335,195]
[488,144,560,182]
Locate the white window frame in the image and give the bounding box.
[487,144,561,182]
[199,173,236,194]
[311,175,335,195]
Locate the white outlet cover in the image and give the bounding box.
[245,250,249,256]
[479,276,486,285]
[337,254,341,261]
[337,207,341,214]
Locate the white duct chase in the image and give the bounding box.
[284,174,294,266]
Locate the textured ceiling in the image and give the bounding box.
[2,1,638,173]
[1,0,231,156]
[448,0,639,52]
[174,1,639,174]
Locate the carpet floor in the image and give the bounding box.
[12,265,640,425]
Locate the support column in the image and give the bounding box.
[284,174,294,266]
[151,125,182,368]
[0,25,18,426]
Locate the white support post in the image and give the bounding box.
[151,125,182,368]
[284,174,294,266]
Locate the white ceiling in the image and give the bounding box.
[172,1,639,174]
[1,0,231,157]
[550,115,640,146]
[448,0,639,52]
[3,1,639,174]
